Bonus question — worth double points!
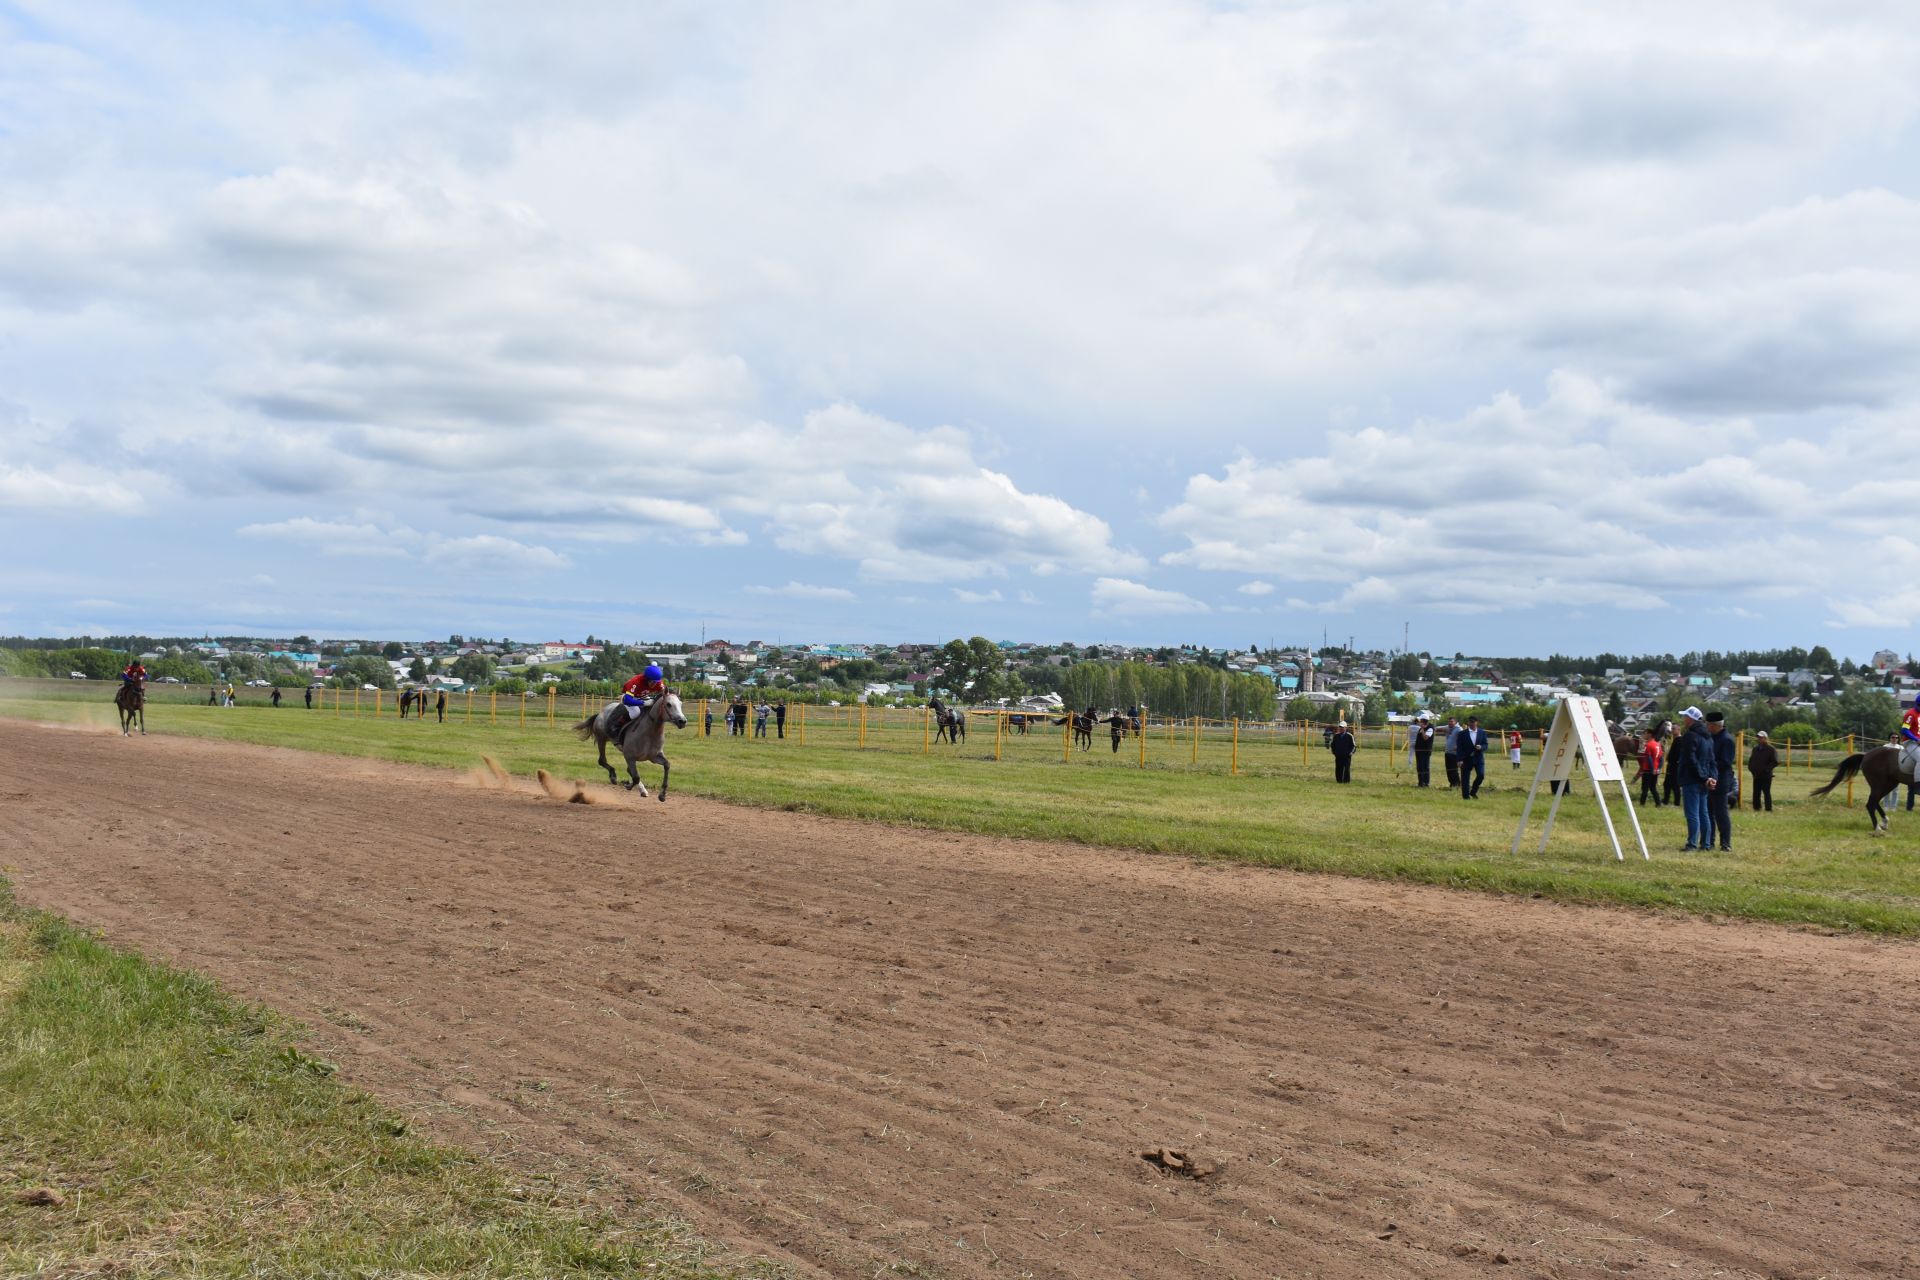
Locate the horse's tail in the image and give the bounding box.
[1808,753,1866,798]
[572,713,601,741]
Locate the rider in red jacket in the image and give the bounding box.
[621,664,665,721]
[1902,699,1920,746]
[121,660,147,685]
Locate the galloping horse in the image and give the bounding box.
[1810,745,1911,834]
[114,680,145,737]
[574,691,688,799]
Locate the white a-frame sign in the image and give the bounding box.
[1510,696,1649,862]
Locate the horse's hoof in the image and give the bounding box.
[658,793,667,803]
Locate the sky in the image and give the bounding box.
[4,1,1920,656]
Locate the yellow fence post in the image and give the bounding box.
[1299,720,1308,766]
[354,687,359,716]
[859,702,868,749]
[1231,718,1240,775]
[994,711,1003,761]
[1847,733,1855,807]
[1062,709,1072,761]
[798,702,806,746]
[489,690,496,724]
[547,686,555,727]
[466,689,473,722]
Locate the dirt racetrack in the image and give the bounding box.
[3,722,1917,1279]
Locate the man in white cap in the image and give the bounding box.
[1672,706,1717,851]
[1748,730,1778,812]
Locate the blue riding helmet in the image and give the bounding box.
[643,663,663,683]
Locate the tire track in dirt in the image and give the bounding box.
[3,721,1918,1278]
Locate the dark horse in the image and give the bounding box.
[1068,708,1097,751]
[929,697,968,745]
[1810,745,1914,834]
[573,692,688,799]
[114,679,145,737]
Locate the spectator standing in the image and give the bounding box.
[704,705,714,736]
[775,701,787,739]
[1705,712,1736,851]
[754,701,770,737]
[1748,730,1778,812]
[1660,719,1682,805]
[1637,732,1665,806]
[1329,722,1356,783]
[1672,707,1715,851]
[723,705,736,735]
[436,689,446,722]
[270,687,282,708]
[732,697,749,736]
[1506,726,1524,770]
[1443,716,1462,789]
[1457,717,1488,799]
[1410,715,1434,787]
[208,685,218,706]
[224,683,235,707]
[304,685,313,709]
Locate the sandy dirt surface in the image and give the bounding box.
[3,721,1917,1279]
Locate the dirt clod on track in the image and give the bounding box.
[5,722,1919,1279]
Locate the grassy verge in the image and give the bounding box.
[6,685,1919,935]
[0,881,758,1278]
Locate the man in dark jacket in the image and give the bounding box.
[1748,730,1778,812]
[1457,716,1488,799]
[1672,707,1717,850]
[1443,716,1462,788]
[775,701,787,739]
[1705,712,1735,851]
[1411,714,1434,787]
[1329,722,1356,783]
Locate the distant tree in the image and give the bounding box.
[934,637,1006,701]
[1807,645,1835,672]
[449,652,494,686]
[382,641,405,660]
[1605,691,1625,722]
[407,657,428,683]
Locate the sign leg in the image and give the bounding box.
[1618,778,1651,860]
[1537,782,1569,853]
[1590,772,1625,862]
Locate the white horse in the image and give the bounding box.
[573,692,688,800]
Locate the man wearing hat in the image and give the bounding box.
[1671,706,1717,850]
[1411,713,1435,787]
[1704,711,1736,851]
[1748,730,1779,812]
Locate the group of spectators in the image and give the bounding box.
[1632,711,1779,851]
[704,698,786,738]
[1328,713,1522,800]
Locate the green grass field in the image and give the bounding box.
[0,881,764,1278]
[7,678,1918,934]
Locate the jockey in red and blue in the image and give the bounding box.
[621,664,665,720]
[1902,698,1920,748]
[121,660,147,685]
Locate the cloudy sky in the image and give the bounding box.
[5,1,1920,655]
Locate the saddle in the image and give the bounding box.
[1902,741,1920,784]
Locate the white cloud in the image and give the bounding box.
[951,587,1004,605]
[1237,580,1275,596]
[239,516,567,571]
[1091,577,1209,616]
[746,581,857,601]
[1159,372,1902,621]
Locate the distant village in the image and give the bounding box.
[14,632,1913,736]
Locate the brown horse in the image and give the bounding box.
[1810,745,1912,833]
[114,680,145,736]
